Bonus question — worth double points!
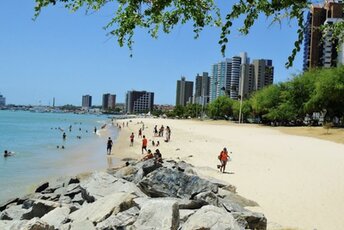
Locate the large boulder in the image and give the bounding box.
[193,191,219,206]
[181,205,242,230]
[133,199,179,230]
[21,200,59,220]
[0,205,30,220]
[0,198,19,212]
[232,211,267,230]
[0,220,29,229]
[70,220,96,230]
[23,217,54,230]
[69,192,136,223]
[96,206,139,230]
[41,207,70,229]
[80,171,146,199]
[138,168,218,199]
[35,182,49,193]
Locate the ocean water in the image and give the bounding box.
[0,110,118,203]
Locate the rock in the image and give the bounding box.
[80,187,95,203]
[178,199,208,210]
[21,200,59,220]
[179,209,196,224]
[41,206,70,229]
[0,198,19,212]
[232,211,267,230]
[64,184,82,199]
[138,168,218,199]
[193,191,219,206]
[70,220,95,230]
[141,159,162,177]
[69,192,136,223]
[133,199,179,230]
[35,182,49,193]
[80,171,146,200]
[96,206,139,230]
[58,196,72,205]
[22,199,35,210]
[218,188,258,207]
[181,205,241,230]
[40,193,60,202]
[72,193,84,205]
[0,205,29,220]
[114,166,138,178]
[23,217,54,230]
[0,220,29,229]
[67,177,80,185]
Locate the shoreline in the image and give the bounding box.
[109,118,344,230]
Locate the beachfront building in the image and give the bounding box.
[102,93,116,110]
[252,59,274,91]
[210,59,232,102]
[0,93,6,107]
[82,95,92,108]
[303,0,344,71]
[176,77,194,106]
[194,72,210,105]
[210,53,274,101]
[125,90,154,114]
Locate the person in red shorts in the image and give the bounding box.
[218,147,229,173]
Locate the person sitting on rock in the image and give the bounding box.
[142,149,154,161]
[154,149,163,164]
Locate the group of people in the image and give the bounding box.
[141,148,163,164]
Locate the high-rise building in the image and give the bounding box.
[210,59,232,102]
[125,90,154,114]
[82,95,92,108]
[176,77,194,106]
[194,72,210,105]
[303,0,344,71]
[229,56,242,100]
[102,93,116,110]
[239,63,255,99]
[0,93,6,107]
[252,59,274,90]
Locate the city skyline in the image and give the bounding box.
[1,1,304,106]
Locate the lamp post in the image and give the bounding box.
[238,72,245,124]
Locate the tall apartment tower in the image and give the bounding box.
[102,93,116,110]
[210,59,232,102]
[252,59,274,90]
[229,56,242,100]
[176,77,194,106]
[0,93,6,107]
[125,90,154,114]
[194,72,210,105]
[82,95,92,108]
[303,0,344,70]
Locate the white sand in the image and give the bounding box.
[111,118,344,230]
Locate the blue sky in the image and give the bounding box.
[0,1,303,106]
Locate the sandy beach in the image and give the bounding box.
[109,118,344,230]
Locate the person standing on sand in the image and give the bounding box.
[142,135,148,154]
[62,132,66,140]
[218,147,229,173]
[130,132,134,147]
[107,137,113,155]
[138,128,142,138]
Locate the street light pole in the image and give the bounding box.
[238,72,245,124]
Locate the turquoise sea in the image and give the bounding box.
[0,110,118,203]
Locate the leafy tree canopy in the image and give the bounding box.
[33,0,344,67]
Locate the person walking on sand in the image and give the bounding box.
[130,132,134,147]
[138,128,142,138]
[218,147,229,173]
[107,137,113,155]
[62,132,66,140]
[142,135,148,154]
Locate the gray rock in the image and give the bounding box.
[41,206,70,229]
[179,209,196,224]
[232,211,267,230]
[23,217,54,230]
[69,192,136,223]
[181,205,242,230]
[0,198,19,212]
[21,200,59,220]
[138,168,218,199]
[0,205,29,220]
[67,177,80,185]
[0,219,29,229]
[96,206,139,229]
[193,191,219,206]
[64,184,82,199]
[114,166,138,178]
[35,182,49,193]
[133,199,179,230]
[72,193,84,205]
[40,193,60,202]
[58,196,72,205]
[70,220,95,230]
[218,188,258,207]
[80,171,146,200]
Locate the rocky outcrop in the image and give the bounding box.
[0,160,266,230]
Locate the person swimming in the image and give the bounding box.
[3,150,13,157]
